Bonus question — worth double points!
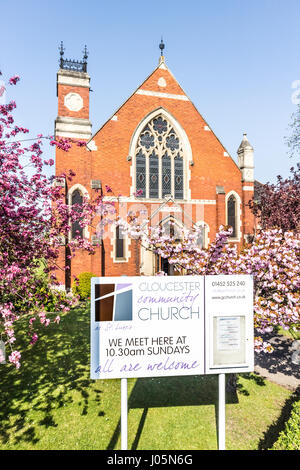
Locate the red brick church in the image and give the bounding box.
[54,41,255,289]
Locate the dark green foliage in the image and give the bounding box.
[271,399,300,450]
[72,272,96,300]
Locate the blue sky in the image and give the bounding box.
[1,0,300,183]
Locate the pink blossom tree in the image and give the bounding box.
[0,74,105,368]
[249,164,300,232]
[121,215,300,353]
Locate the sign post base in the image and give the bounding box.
[218,373,226,450]
[121,378,128,450]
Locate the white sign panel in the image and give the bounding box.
[91,276,205,379]
[205,274,254,374]
[91,274,254,379]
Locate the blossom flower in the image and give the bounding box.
[105,184,113,193]
[8,351,21,369]
[30,333,38,345]
[8,75,20,85]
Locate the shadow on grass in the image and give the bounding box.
[236,372,267,396]
[107,374,239,450]
[255,333,300,380]
[2,304,288,451]
[0,303,106,447]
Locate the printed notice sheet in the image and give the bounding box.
[217,317,241,351]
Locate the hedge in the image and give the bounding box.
[271,399,300,450]
[72,272,96,300]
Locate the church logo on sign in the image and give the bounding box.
[94,283,133,321]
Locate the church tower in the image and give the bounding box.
[55,42,92,142]
[54,43,95,289]
[237,133,255,239]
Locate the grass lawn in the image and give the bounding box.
[0,303,296,450]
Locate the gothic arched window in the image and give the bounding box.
[115,225,125,260]
[135,115,184,199]
[155,217,182,275]
[227,195,237,238]
[71,189,83,239]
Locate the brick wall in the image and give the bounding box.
[55,62,254,286]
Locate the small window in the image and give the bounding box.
[196,225,206,248]
[227,195,237,238]
[115,225,125,259]
[71,189,83,239]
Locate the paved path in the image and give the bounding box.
[254,334,300,392]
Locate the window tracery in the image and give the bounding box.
[135,115,184,199]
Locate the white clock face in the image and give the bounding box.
[243,169,253,181]
[64,92,83,112]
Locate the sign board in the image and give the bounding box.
[91,276,205,379]
[90,275,254,380]
[204,275,254,374]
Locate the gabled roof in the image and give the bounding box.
[87,56,239,169]
[87,57,182,146]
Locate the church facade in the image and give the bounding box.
[54,43,255,289]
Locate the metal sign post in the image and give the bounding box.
[121,378,128,450]
[218,373,226,450]
[0,340,6,364]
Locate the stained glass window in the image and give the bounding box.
[149,151,159,198]
[136,149,146,197]
[140,131,154,149]
[174,154,183,199]
[166,132,179,151]
[162,153,171,197]
[135,114,185,199]
[153,116,168,134]
[71,189,83,239]
[227,195,237,238]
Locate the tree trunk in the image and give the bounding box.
[226,373,237,393]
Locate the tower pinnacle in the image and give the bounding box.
[159,37,165,65]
